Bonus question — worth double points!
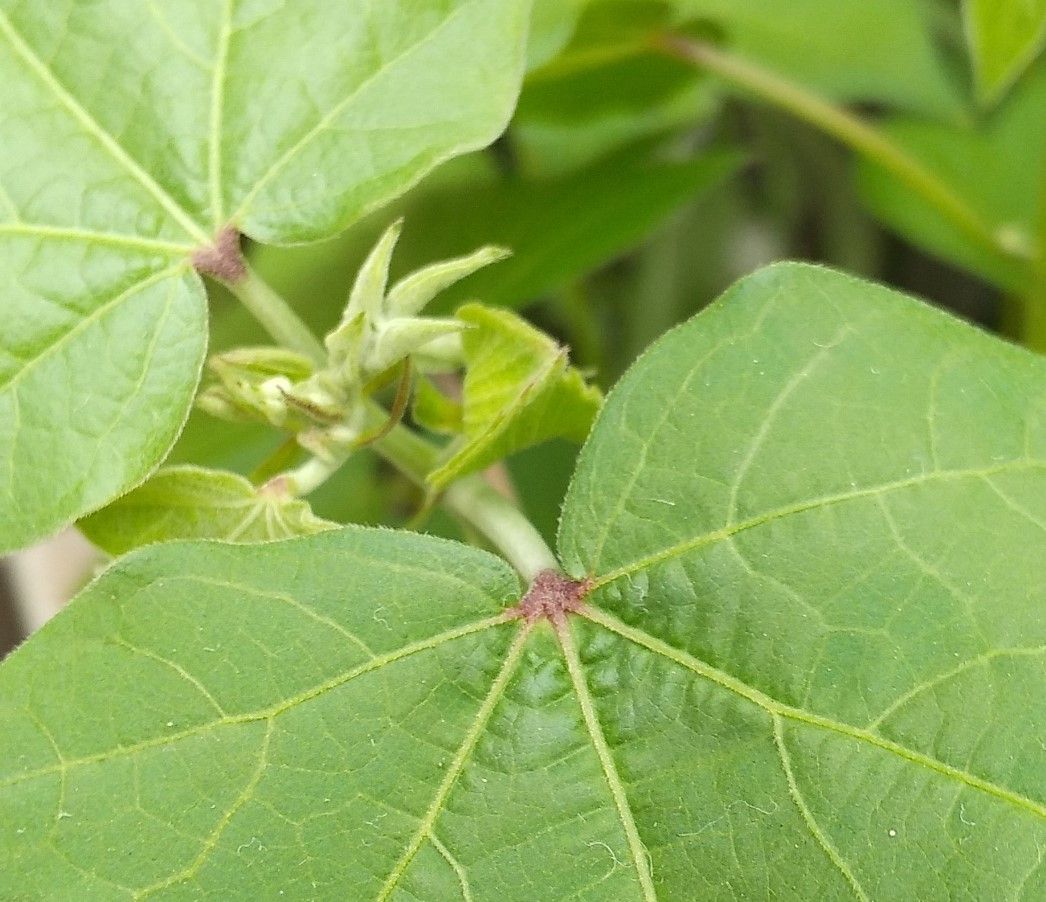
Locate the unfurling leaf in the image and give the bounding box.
[79,466,334,555]
[413,376,465,435]
[427,304,602,487]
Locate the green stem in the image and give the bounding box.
[369,401,559,580]
[441,478,559,581]
[266,396,557,579]
[225,263,327,365]
[656,35,1021,266]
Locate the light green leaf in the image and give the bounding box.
[413,375,465,436]
[0,0,530,552]
[79,465,334,555]
[3,263,1043,897]
[427,304,602,487]
[527,0,590,70]
[855,65,1045,293]
[964,0,1046,104]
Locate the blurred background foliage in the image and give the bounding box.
[4,0,1045,649]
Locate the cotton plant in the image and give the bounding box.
[195,222,509,494]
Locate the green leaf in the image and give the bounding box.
[855,65,1045,293]
[3,264,1044,897]
[527,0,590,71]
[251,145,742,318]
[0,0,530,553]
[964,0,1046,104]
[413,375,465,435]
[79,465,334,555]
[427,304,602,487]
[560,262,1046,897]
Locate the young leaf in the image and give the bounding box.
[79,465,334,555]
[964,0,1046,105]
[856,65,1045,293]
[2,264,1043,897]
[0,0,530,553]
[413,376,465,436]
[427,304,602,487]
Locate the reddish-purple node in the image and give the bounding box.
[514,569,591,625]
[192,226,247,282]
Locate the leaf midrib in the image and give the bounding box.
[0,8,209,245]
[227,0,481,225]
[0,612,511,791]
[591,458,1046,589]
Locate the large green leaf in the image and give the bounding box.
[855,65,1046,293]
[2,264,1044,897]
[560,263,1046,897]
[964,0,1046,104]
[0,0,530,553]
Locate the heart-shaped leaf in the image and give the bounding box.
[2,264,1043,897]
[0,0,530,553]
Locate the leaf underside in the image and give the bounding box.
[0,0,529,552]
[1,264,1044,899]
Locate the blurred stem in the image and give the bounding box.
[656,35,1024,269]
[225,263,327,364]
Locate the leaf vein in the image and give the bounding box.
[229,0,477,225]
[0,9,208,243]
[592,460,1046,589]
[0,614,509,792]
[772,715,870,900]
[0,223,192,254]
[0,264,190,397]
[559,622,657,902]
[208,0,234,229]
[374,623,530,901]
[580,606,1046,820]
[135,718,274,899]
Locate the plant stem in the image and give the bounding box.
[369,401,559,580]
[441,478,559,581]
[225,263,327,365]
[278,399,556,579]
[656,35,1020,266]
